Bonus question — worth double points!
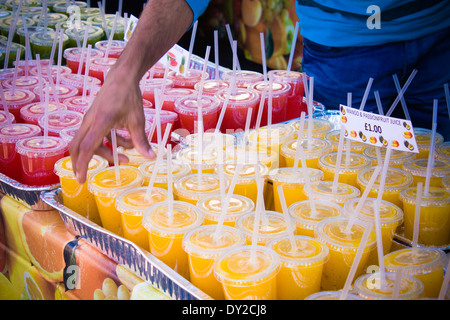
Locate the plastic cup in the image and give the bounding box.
[38,110,84,137]
[33,83,79,103]
[176,144,230,174]
[303,180,361,208]
[266,235,329,300]
[0,110,15,125]
[363,146,416,169]
[31,12,68,29]
[115,186,168,251]
[106,16,125,40]
[435,141,450,162]
[59,20,89,32]
[314,216,377,291]
[54,155,108,226]
[195,79,229,96]
[269,167,324,213]
[64,25,104,48]
[29,64,72,81]
[402,158,450,188]
[167,69,208,89]
[174,94,220,134]
[289,200,343,237]
[52,1,87,14]
[59,125,79,144]
[0,40,25,67]
[289,118,333,140]
[214,87,260,131]
[353,271,424,300]
[16,26,53,45]
[400,186,450,247]
[2,76,41,95]
[281,137,332,169]
[60,73,102,95]
[173,173,227,205]
[146,61,168,79]
[236,210,288,245]
[232,145,279,170]
[184,131,236,150]
[114,121,152,141]
[140,78,174,107]
[61,95,94,114]
[305,291,364,300]
[160,87,195,130]
[142,200,204,279]
[29,30,69,62]
[0,67,24,81]
[357,166,413,209]
[1,88,36,122]
[144,110,178,144]
[88,57,117,83]
[0,123,41,181]
[196,193,255,227]
[182,225,246,299]
[325,130,367,154]
[221,70,264,89]
[16,135,69,186]
[63,46,105,74]
[384,247,446,298]
[117,144,161,168]
[139,158,191,188]
[0,15,35,42]
[20,101,67,125]
[88,166,144,236]
[214,245,280,300]
[414,128,444,159]
[318,152,372,188]
[78,7,101,21]
[94,40,126,59]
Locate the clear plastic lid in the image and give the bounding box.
[221,70,264,88]
[174,94,220,116]
[62,96,92,114]
[29,65,72,78]
[52,1,87,13]
[384,247,447,276]
[78,7,101,20]
[140,78,173,91]
[402,158,450,178]
[435,141,450,161]
[196,194,255,223]
[161,87,196,102]
[289,118,333,138]
[16,26,53,38]
[20,101,67,123]
[2,75,40,90]
[325,129,366,153]
[249,80,291,97]
[86,12,115,26]
[16,135,68,157]
[89,57,118,72]
[288,199,343,231]
[60,73,102,89]
[0,67,24,80]
[414,127,444,149]
[235,210,288,244]
[2,88,36,108]
[33,83,79,101]
[318,152,372,173]
[195,79,229,96]
[0,15,34,31]
[363,146,416,166]
[115,186,168,216]
[94,40,126,56]
[117,145,161,167]
[54,155,108,179]
[176,145,229,169]
[357,166,413,191]
[0,110,15,125]
[138,158,191,184]
[38,110,84,135]
[59,126,79,143]
[87,166,144,197]
[63,47,105,61]
[214,87,260,108]
[167,69,208,87]
[216,160,269,184]
[281,138,332,160]
[29,30,69,46]
[268,69,303,83]
[184,132,235,148]
[31,12,68,27]
[65,25,104,41]
[269,166,324,184]
[0,123,41,143]
[249,123,295,144]
[399,186,450,207]
[305,291,364,300]
[343,197,404,225]
[305,181,361,205]
[173,173,227,201]
[143,107,178,123]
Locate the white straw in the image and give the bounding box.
[438,256,450,300]
[332,126,346,192]
[386,69,418,117]
[424,100,438,196]
[167,144,174,224]
[392,74,411,121]
[98,1,109,40]
[374,90,384,115]
[186,20,198,72]
[225,24,240,70]
[260,33,267,82]
[392,267,403,300]
[110,128,120,183]
[412,182,423,251]
[445,83,450,120]
[254,88,267,131]
[307,76,314,149]
[214,85,232,134]
[286,21,299,75]
[214,30,219,80]
[278,185,297,251]
[359,78,373,111]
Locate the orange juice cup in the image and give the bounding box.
[281,137,332,169]
[289,200,343,237]
[88,166,144,236]
[267,235,329,300]
[413,128,444,159]
[182,225,246,299]
[176,145,230,174]
[400,186,450,247]
[221,70,264,88]
[314,216,377,291]
[357,166,413,209]
[234,145,279,170]
[289,118,333,140]
[54,155,108,226]
[435,141,450,162]
[184,132,236,150]
[384,248,446,298]
[270,167,324,213]
[363,146,416,169]
[117,144,161,168]
[325,130,366,154]
[402,158,450,188]
[139,158,191,189]
[173,173,227,205]
[442,175,450,191]
[115,186,168,251]
[303,180,361,208]
[196,194,255,227]
[235,211,288,246]
[214,245,280,300]
[142,200,204,280]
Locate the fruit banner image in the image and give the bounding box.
[0,194,170,300]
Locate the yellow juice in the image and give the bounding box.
[196,194,255,227]
[173,173,227,205]
[363,146,416,169]
[384,248,446,298]
[214,245,281,300]
[270,167,324,213]
[138,158,191,189]
[182,225,246,300]
[289,118,333,139]
[303,180,361,208]
[289,200,343,237]
[318,152,372,188]
[357,166,413,209]
[115,187,168,251]
[142,200,203,280]
[236,211,288,246]
[281,137,332,169]
[54,155,108,226]
[400,186,450,247]
[443,175,450,191]
[88,166,144,236]
[176,144,230,174]
[414,128,444,159]
[314,216,377,291]
[233,145,279,170]
[325,130,366,154]
[267,235,329,300]
[402,158,450,188]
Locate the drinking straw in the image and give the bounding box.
[11,48,21,95]
[196,46,211,101]
[109,128,120,182]
[231,40,238,95]
[0,86,12,126]
[49,23,61,65]
[260,33,267,82]
[225,24,241,70]
[77,27,89,76]
[392,267,403,300]
[186,20,198,72]
[4,0,23,69]
[214,30,219,80]
[103,12,119,62]
[385,69,418,117]
[424,100,438,196]
[42,0,48,29]
[277,185,298,251]
[250,165,265,264]
[346,93,352,165]
[98,1,110,40]
[307,76,314,149]
[214,85,232,134]
[392,74,411,121]
[254,88,268,131]
[438,256,450,300]
[374,190,387,289]
[359,78,373,111]
[153,89,163,145]
[412,182,423,253]
[118,0,123,16]
[332,126,346,193]
[56,28,64,87]
[374,90,384,115]
[166,143,174,224]
[267,77,273,128]
[293,112,306,167]
[445,83,450,120]
[82,45,92,100]
[286,21,299,75]
[302,73,309,109]
[243,108,253,162]
[339,221,373,300]
[22,16,30,77]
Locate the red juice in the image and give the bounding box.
[194,79,229,96]
[143,108,178,143]
[94,40,126,59]
[1,88,36,123]
[63,47,105,74]
[0,123,42,182]
[167,69,208,89]
[222,70,264,89]
[174,94,220,134]
[140,78,174,107]
[16,135,69,186]
[38,110,84,137]
[88,57,118,83]
[20,101,67,125]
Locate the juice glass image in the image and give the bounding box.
[289,118,333,139]
[0,123,41,181]
[214,245,280,300]
[325,130,366,154]
[88,166,144,236]
[60,73,102,95]
[182,225,246,299]
[235,211,288,245]
[33,83,79,103]
[281,138,332,169]
[167,69,208,89]
[402,158,450,188]
[176,145,230,174]
[115,186,168,251]
[20,101,67,125]
[305,291,364,300]
[54,155,108,226]
[1,88,36,122]
[249,80,291,125]
[195,79,229,96]
[221,70,264,88]
[139,158,191,189]
[142,200,204,280]
[353,271,424,300]
[303,180,361,208]
[196,194,255,227]
[314,216,377,291]
[357,166,413,209]
[38,110,84,137]
[270,167,324,213]
[363,146,416,169]
[384,248,446,298]
[88,57,118,83]
[214,87,260,131]
[414,127,444,159]
[16,135,69,186]
[94,39,126,59]
[435,141,450,162]
[289,200,343,237]
[268,70,305,121]
[0,110,15,125]
[140,78,174,106]
[400,186,450,247]
[64,25,104,48]
[174,94,220,134]
[173,173,227,205]
[29,30,69,62]
[318,152,372,188]
[63,46,105,74]
[267,235,329,300]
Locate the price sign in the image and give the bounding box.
[340,105,418,153]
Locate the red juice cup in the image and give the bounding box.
[33,83,79,103]
[29,65,72,82]
[20,101,67,125]
[214,87,260,131]
[143,108,178,143]
[0,123,42,182]
[0,110,15,125]
[0,67,24,81]
[147,61,167,79]
[38,110,84,137]
[222,70,264,88]
[63,47,105,74]
[94,40,126,59]
[2,76,41,97]
[62,96,93,114]
[167,69,208,89]
[140,78,174,107]
[116,121,152,140]
[1,88,36,123]
[59,125,80,144]
[142,99,153,109]
[160,87,195,130]
[88,57,117,83]
[16,135,69,186]
[13,59,51,75]
[174,94,220,134]
[268,70,305,121]
[249,80,291,125]
[194,79,229,96]
[59,73,102,95]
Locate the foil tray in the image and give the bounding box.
[40,189,211,301]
